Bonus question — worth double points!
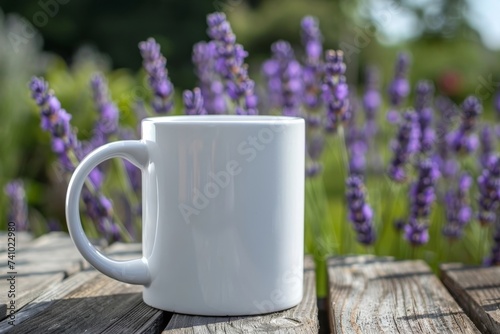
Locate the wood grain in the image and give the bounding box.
[441,263,500,334]
[0,272,65,321]
[0,242,169,333]
[328,255,479,333]
[0,232,32,253]
[2,273,169,333]
[0,232,85,278]
[162,256,319,334]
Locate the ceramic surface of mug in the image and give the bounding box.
[66,115,305,316]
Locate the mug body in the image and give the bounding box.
[141,115,305,316]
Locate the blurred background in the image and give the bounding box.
[1,0,500,264]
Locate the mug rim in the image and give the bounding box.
[142,115,304,124]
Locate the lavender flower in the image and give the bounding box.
[305,133,324,177]
[262,41,303,117]
[485,225,500,266]
[433,96,459,178]
[404,218,429,246]
[139,38,174,114]
[90,74,119,148]
[405,159,439,246]
[29,77,120,240]
[478,155,500,226]
[409,159,439,218]
[119,129,142,193]
[346,123,368,176]
[4,180,28,231]
[183,87,207,115]
[192,41,226,114]
[442,173,473,239]
[30,77,77,156]
[480,125,495,168]
[387,52,410,123]
[447,96,482,154]
[323,50,349,133]
[346,176,376,245]
[388,110,420,182]
[394,218,405,232]
[206,12,258,115]
[301,16,323,110]
[363,66,381,137]
[414,80,435,155]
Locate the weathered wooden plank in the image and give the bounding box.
[0,243,169,333]
[0,232,84,277]
[162,256,318,334]
[0,269,100,331]
[0,232,32,253]
[441,263,500,334]
[328,255,479,333]
[0,272,65,322]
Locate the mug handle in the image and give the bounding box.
[66,140,151,285]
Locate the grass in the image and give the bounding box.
[305,121,492,297]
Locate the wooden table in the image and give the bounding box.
[0,232,498,333]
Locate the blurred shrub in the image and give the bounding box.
[0,12,153,232]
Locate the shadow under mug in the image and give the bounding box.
[65,115,305,316]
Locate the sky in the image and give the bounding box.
[466,0,500,49]
[364,0,500,49]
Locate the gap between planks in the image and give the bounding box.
[0,241,170,333]
[328,255,479,334]
[441,263,500,334]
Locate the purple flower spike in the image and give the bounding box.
[388,110,420,182]
[394,219,405,232]
[363,67,381,137]
[90,74,119,148]
[478,155,500,226]
[29,77,77,157]
[388,52,411,108]
[305,162,322,177]
[443,173,473,239]
[29,76,120,240]
[480,125,495,168]
[323,50,349,133]
[192,41,226,114]
[346,176,376,245]
[433,96,460,178]
[447,96,482,154]
[206,12,258,115]
[139,38,174,114]
[301,16,323,63]
[409,159,439,219]
[183,88,207,115]
[404,218,429,246]
[262,40,303,117]
[301,16,323,110]
[404,159,438,247]
[414,80,435,155]
[347,124,368,177]
[485,221,500,266]
[4,180,29,231]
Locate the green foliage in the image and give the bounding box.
[0,12,43,229]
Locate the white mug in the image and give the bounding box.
[66,115,305,316]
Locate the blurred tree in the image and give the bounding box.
[1,0,215,89]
